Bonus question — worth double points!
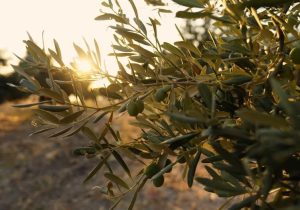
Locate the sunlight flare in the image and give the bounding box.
[73,57,93,74]
[89,78,110,89]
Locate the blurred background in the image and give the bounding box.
[0,0,222,209]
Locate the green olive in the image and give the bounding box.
[154,89,168,102]
[177,156,186,164]
[73,148,85,156]
[135,100,144,113]
[290,47,300,65]
[144,163,160,178]
[164,159,172,173]
[153,175,164,187]
[126,100,139,116]
[162,85,172,92]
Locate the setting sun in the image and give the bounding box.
[73,57,94,74]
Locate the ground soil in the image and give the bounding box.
[0,100,225,210]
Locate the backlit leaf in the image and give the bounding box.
[160,132,199,144]
[60,110,85,124]
[112,150,131,178]
[49,126,73,138]
[39,104,70,112]
[104,172,130,189]
[83,154,111,183]
[187,148,201,187]
[33,109,60,124]
[172,0,205,8]
[95,13,128,24]
[237,108,289,128]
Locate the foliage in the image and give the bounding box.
[14,0,300,209]
[0,53,29,103]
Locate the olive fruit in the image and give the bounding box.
[154,85,172,102]
[135,100,144,113]
[154,89,168,102]
[164,159,172,173]
[290,47,300,65]
[126,100,139,116]
[177,156,186,164]
[144,163,160,178]
[153,175,164,187]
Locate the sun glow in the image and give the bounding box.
[73,58,94,74]
[68,94,82,105]
[72,56,113,89]
[89,78,111,89]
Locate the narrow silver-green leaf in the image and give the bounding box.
[81,126,98,142]
[39,104,70,112]
[19,78,38,92]
[187,148,201,187]
[39,88,64,102]
[94,39,101,66]
[172,0,205,7]
[95,13,128,24]
[60,110,85,124]
[83,154,111,183]
[128,178,148,210]
[237,108,289,128]
[167,112,204,124]
[29,127,56,136]
[270,78,293,116]
[73,43,87,58]
[33,109,60,124]
[49,49,64,66]
[112,150,131,178]
[94,111,110,123]
[49,126,73,138]
[129,0,139,19]
[104,173,130,189]
[160,132,199,145]
[176,10,211,19]
[13,101,51,108]
[109,198,122,210]
[12,65,41,89]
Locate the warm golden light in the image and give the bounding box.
[89,78,111,89]
[0,0,183,72]
[68,94,82,105]
[74,58,93,74]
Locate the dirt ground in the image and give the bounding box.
[0,100,225,210]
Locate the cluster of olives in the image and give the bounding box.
[144,159,172,188]
[126,99,144,116]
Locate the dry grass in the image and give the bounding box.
[0,99,225,210]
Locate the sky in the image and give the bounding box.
[0,0,182,75]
